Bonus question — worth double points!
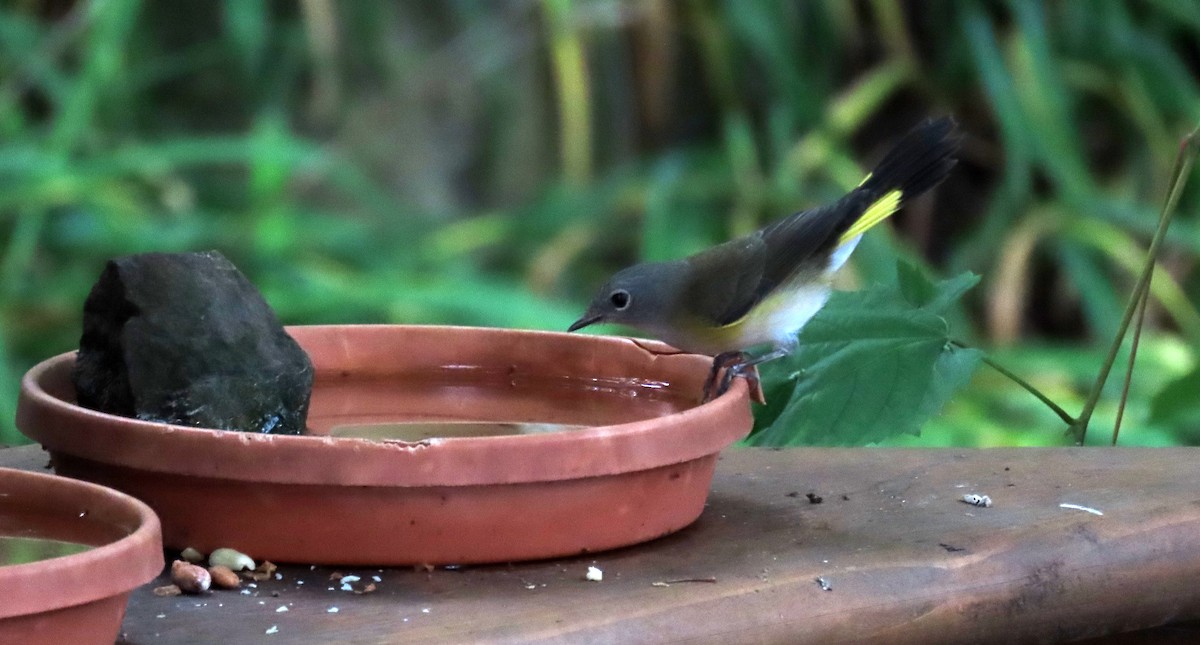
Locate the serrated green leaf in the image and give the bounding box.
[749,267,980,446]
[909,266,980,313]
[915,342,984,423]
[897,260,936,307]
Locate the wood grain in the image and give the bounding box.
[4,445,1200,644]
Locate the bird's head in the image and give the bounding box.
[568,262,681,334]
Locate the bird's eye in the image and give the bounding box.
[609,290,631,310]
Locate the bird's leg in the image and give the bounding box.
[702,351,745,403]
[715,345,794,400]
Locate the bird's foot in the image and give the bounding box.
[702,352,766,404]
[702,351,745,403]
[712,361,765,404]
[704,345,794,404]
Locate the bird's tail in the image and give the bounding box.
[837,117,960,246]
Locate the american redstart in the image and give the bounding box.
[569,117,960,401]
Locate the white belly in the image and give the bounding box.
[652,283,831,356]
[732,283,831,349]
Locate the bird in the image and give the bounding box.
[568,117,960,402]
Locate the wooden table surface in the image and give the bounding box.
[5,444,1200,645]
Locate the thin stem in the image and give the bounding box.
[980,353,1077,427]
[950,339,1077,427]
[1074,125,1200,444]
[1112,286,1150,445]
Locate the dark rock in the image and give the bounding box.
[72,251,313,434]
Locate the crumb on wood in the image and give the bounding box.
[961,493,993,508]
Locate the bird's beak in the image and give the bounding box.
[567,312,603,332]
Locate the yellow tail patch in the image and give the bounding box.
[838,188,902,246]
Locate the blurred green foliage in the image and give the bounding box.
[1,0,1198,446]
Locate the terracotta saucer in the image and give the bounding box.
[17,325,751,565]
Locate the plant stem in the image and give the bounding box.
[1112,286,1149,445]
[980,353,1077,427]
[1073,124,1200,444]
[949,339,1077,427]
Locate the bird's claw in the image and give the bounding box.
[702,352,766,404]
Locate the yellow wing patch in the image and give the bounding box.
[838,188,902,246]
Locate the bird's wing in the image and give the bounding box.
[680,234,769,326]
[755,191,872,297]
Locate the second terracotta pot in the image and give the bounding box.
[0,468,162,645]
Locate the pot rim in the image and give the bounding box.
[17,325,752,487]
[0,467,163,619]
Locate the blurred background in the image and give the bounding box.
[1,0,1198,446]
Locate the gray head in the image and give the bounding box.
[568,261,685,333]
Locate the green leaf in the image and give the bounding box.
[897,260,935,307]
[1148,365,1200,429]
[914,342,984,424]
[748,266,981,446]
